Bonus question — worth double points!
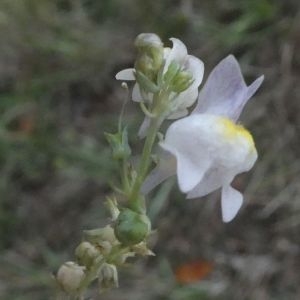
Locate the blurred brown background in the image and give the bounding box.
[0,0,299,299]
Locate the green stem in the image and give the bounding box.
[129,117,164,211]
[77,258,105,296]
[120,158,130,193]
[138,118,162,181]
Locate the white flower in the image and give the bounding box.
[142,55,264,222]
[116,38,204,137]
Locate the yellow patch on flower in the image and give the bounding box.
[218,117,255,149]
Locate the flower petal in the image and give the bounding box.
[176,152,211,192]
[161,113,256,195]
[132,83,143,102]
[246,75,264,101]
[166,55,204,116]
[169,87,198,117]
[229,75,264,121]
[163,38,188,73]
[221,185,243,222]
[141,150,176,194]
[163,47,171,59]
[192,55,245,116]
[192,55,263,121]
[184,55,204,89]
[187,167,227,199]
[115,68,135,81]
[161,142,211,193]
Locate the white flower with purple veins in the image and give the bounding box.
[142,55,264,222]
[116,38,204,133]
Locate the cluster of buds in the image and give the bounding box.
[132,33,197,97]
[116,33,204,131]
[56,200,153,296]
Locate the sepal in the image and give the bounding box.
[105,127,131,160]
[135,70,160,93]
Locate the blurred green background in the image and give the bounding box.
[0,0,299,299]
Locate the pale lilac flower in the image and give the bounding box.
[142,55,264,222]
[116,38,204,136]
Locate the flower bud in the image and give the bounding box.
[97,240,113,255]
[135,33,163,49]
[98,263,118,290]
[171,70,194,93]
[56,261,85,294]
[75,241,101,268]
[163,61,181,84]
[84,225,119,255]
[134,33,164,81]
[84,225,118,245]
[114,208,151,246]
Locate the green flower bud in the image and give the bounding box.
[134,33,164,81]
[163,61,181,84]
[171,70,194,93]
[105,127,131,160]
[75,241,101,268]
[114,208,151,246]
[134,54,154,78]
[135,33,163,49]
[56,261,85,294]
[98,263,118,290]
